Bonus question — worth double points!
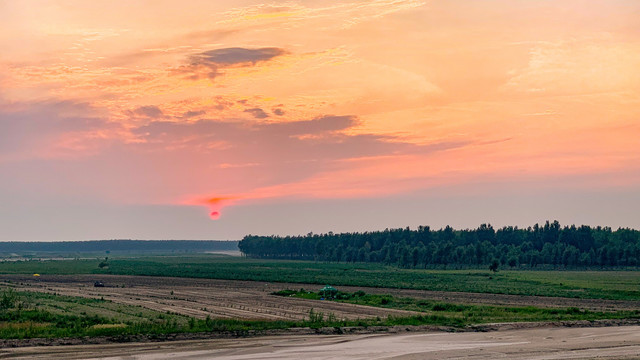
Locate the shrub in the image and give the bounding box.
[272,289,297,297]
[0,289,20,311]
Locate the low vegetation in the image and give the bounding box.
[3,256,640,300]
[102,258,640,300]
[0,287,190,339]
[1,227,639,342]
[2,256,640,340]
[274,289,640,325]
[3,284,638,340]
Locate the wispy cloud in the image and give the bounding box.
[220,0,426,29]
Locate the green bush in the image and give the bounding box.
[272,289,297,297]
[0,288,19,311]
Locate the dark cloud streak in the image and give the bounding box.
[176,47,287,80]
[134,105,164,118]
[193,47,286,66]
[243,108,269,119]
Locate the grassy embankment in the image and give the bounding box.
[2,255,640,300]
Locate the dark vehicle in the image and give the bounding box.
[94,281,104,287]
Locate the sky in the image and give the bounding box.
[0,0,639,240]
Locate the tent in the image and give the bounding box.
[320,285,337,298]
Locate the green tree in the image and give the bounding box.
[489,259,499,273]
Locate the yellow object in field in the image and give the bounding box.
[33,273,40,276]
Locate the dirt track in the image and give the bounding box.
[2,325,640,359]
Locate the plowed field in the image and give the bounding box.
[3,274,638,323]
[1,275,417,321]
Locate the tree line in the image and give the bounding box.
[0,240,239,254]
[238,221,640,268]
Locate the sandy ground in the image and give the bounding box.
[1,325,640,359]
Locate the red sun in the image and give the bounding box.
[210,211,220,220]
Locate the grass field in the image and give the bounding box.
[2,282,639,340]
[2,255,640,300]
[2,255,640,340]
[0,287,191,339]
[0,285,396,339]
[274,289,640,326]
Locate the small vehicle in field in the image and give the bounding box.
[94,281,105,287]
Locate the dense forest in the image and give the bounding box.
[239,221,640,268]
[0,240,239,254]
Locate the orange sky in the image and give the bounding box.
[1,1,639,240]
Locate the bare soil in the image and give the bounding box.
[2,325,640,359]
[0,274,420,321]
[3,274,638,319]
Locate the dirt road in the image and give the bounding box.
[2,325,640,359]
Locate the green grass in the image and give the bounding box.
[0,259,100,275]
[0,286,332,339]
[103,257,640,300]
[3,256,640,300]
[5,291,636,340]
[275,289,640,325]
[0,287,516,340]
[0,286,192,339]
[2,262,640,340]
